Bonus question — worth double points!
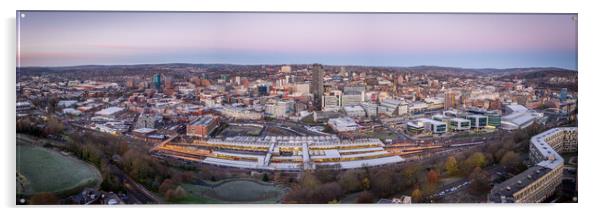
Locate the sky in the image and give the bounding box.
[17,12,577,69]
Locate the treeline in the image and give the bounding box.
[16,116,64,138]
[63,131,196,202]
[282,124,546,204]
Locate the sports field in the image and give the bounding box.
[175,179,286,204]
[16,145,102,196]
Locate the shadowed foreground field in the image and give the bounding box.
[16,145,102,197]
[174,179,287,204]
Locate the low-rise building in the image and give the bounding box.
[95,106,125,117]
[449,118,471,131]
[488,127,577,203]
[466,114,488,129]
[328,117,360,132]
[187,115,219,138]
[343,105,366,118]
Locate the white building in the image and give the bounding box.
[218,106,262,120]
[322,90,342,111]
[449,118,471,130]
[417,118,448,134]
[265,101,292,118]
[95,107,125,117]
[341,92,364,107]
[328,117,360,132]
[58,100,78,108]
[379,99,402,116]
[294,83,310,95]
[62,108,82,116]
[501,110,542,130]
[467,114,488,129]
[361,102,378,117]
[280,65,292,73]
[343,105,366,118]
[504,104,528,114]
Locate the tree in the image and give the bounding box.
[426,169,440,186]
[494,148,507,163]
[371,169,394,197]
[356,191,375,203]
[45,116,64,135]
[469,167,491,195]
[165,186,188,201]
[361,177,371,190]
[401,163,422,187]
[29,192,59,205]
[338,170,363,193]
[300,171,321,190]
[462,152,487,175]
[283,181,343,204]
[444,156,459,176]
[312,182,344,203]
[159,178,177,194]
[500,151,522,173]
[411,188,423,203]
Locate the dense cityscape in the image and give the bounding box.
[16,63,577,204]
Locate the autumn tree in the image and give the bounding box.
[401,163,422,188]
[468,167,491,195]
[337,169,363,193]
[165,186,188,201]
[426,169,440,186]
[29,192,59,205]
[300,171,321,190]
[500,151,523,174]
[411,188,423,203]
[159,178,177,195]
[361,176,371,190]
[311,182,344,203]
[45,116,64,135]
[444,156,459,176]
[461,152,487,175]
[356,190,375,203]
[370,169,395,197]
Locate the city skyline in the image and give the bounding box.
[17,12,577,69]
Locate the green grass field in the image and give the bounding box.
[16,145,102,196]
[218,125,263,137]
[175,179,286,204]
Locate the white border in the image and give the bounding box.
[2,0,601,216]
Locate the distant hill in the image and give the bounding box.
[16,63,577,77]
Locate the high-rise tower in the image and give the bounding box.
[152,73,162,91]
[311,64,325,110]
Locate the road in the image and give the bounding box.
[429,164,507,201]
[19,132,163,204]
[109,163,163,204]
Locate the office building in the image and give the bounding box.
[328,117,360,132]
[280,65,292,73]
[560,88,568,102]
[322,90,342,111]
[466,114,488,128]
[311,64,325,110]
[449,118,471,131]
[361,102,378,117]
[489,128,577,203]
[152,73,162,90]
[341,92,364,107]
[343,105,366,118]
[187,115,219,138]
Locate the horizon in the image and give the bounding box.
[17,12,577,70]
[15,62,577,71]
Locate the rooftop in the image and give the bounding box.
[190,115,216,126]
[489,165,552,203]
[95,107,124,116]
